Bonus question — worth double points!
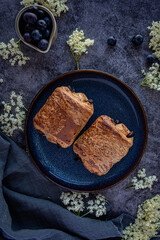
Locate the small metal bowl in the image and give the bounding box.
[15,5,57,53]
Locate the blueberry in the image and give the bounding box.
[38,39,48,51]
[132,34,143,46]
[146,54,156,64]
[23,32,32,43]
[43,16,51,27]
[25,23,35,32]
[107,36,117,46]
[37,9,45,18]
[31,29,42,42]
[37,19,47,32]
[44,29,50,39]
[23,12,38,24]
[28,6,38,14]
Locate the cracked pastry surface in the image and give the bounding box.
[73,115,134,176]
[33,86,94,148]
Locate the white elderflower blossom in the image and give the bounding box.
[148,21,160,60]
[141,63,160,90]
[60,192,88,213]
[67,28,94,69]
[141,21,160,90]
[20,0,35,5]
[0,39,30,66]
[123,195,160,240]
[87,194,108,217]
[60,192,108,218]
[0,78,3,83]
[0,91,27,136]
[20,0,69,17]
[126,168,158,190]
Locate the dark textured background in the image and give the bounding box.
[0,0,159,218]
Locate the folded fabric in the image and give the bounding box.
[0,131,134,240]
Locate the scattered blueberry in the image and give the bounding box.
[37,9,45,18]
[107,36,117,46]
[37,19,47,32]
[44,29,50,39]
[38,39,49,51]
[25,23,35,32]
[146,54,156,64]
[43,16,51,27]
[23,12,38,24]
[132,34,143,46]
[31,29,42,42]
[23,32,32,43]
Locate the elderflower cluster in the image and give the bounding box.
[0,38,30,66]
[87,194,108,217]
[0,78,3,83]
[148,21,160,60]
[141,63,160,90]
[60,192,108,218]
[20,0,69,17]
[130,168,158,190]
[0,91,27,136]
[123,195,160,240]
[60,192,89,213]
[67,28,94,58]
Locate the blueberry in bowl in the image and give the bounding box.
[23,32,32,43]
[37,9,45,18]
[37,19,47,32]
[23,12,38,24]
[31,29,42,42]
[43,16,51,27]
[15,5,57,53]
[43,29,50,39]
[38,39,49,51]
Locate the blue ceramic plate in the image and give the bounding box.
[25,70,148,191]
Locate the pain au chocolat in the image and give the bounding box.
[33,86,94,148]
[73,115,134,176]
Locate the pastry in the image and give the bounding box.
[73,115,134,176]
[33,86,94,148]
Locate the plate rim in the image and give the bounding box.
[25,69,148,192]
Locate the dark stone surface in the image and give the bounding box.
[0,0,159,218]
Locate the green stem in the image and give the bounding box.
[19,40,21,52]
[23,106,28,112]
[125,186,135,190]
[141,82,149,87]
[16,39,21,51]
[16,39,21,44]
[152,235,160,238]
[77,209,81,216]
[6,102,28,112]
[76,60,79,70]
[80,211,90,218]
[71,50,81,70]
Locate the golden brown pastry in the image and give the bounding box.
[33,86,94,148]
[73,115,134,176]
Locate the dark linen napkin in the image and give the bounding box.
[0,131,134,240]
